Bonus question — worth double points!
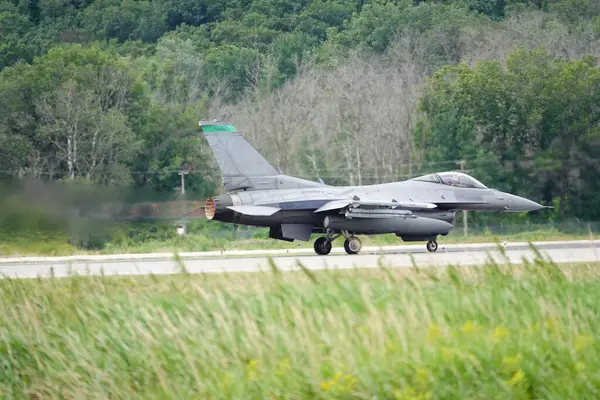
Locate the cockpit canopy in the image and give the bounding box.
[411,172,488,189]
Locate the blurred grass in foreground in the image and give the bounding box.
[2,248,600,398]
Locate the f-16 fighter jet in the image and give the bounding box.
[200,121,545,255]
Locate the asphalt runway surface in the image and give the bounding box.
[0,240,598,279]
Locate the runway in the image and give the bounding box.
[0,240,598,279]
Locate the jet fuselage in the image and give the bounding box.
[206,177,541,237]
[198,120,546,254]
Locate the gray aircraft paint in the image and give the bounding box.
[199,121,547,251]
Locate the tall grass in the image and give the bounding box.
[2,252,600,398]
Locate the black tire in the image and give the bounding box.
[314,237,332,255]
[344,237,362,255]
[426,240,438,252]
[344,240,352,254]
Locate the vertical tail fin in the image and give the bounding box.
[200,120,325,192]
[200,121,279,191]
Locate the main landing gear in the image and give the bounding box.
[313,236,332,255]
[313,230,362,255]
[344,236,362,255]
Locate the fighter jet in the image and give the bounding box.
[200,121,546,255]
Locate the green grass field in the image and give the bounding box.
[2,251,600,398]
[98,228,595,254]
[0,225,597,257]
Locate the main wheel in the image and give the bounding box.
[344,237,362,255]
[426,240,438,253]
[314,237,332,255]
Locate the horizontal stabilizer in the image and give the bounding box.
[227,205,281,216]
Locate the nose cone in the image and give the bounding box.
[503,193,545,212]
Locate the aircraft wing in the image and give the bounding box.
[314,200,352,213]
[227,205,281,216]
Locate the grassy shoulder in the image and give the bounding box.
[101,228,595,253]
[1,255,599,398]
[0,224,597,257]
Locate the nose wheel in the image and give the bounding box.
[426,240,438,252]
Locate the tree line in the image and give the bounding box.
[1,0,600,224]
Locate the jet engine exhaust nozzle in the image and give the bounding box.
[204,194,234,221]
[205,198,216,220]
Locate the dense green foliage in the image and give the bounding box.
[418,48,600,219]
[1,0,600,247]
[2,256,600,398]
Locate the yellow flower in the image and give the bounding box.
[414,368,429,388]
[493,327,510,342]
[344,374,359,385]
[393,387,417,399]
[462,321,481,334]
[502,354,523,373]
[246,359,260,381]
[522,323,538,336]
[247,359,259,369]
[278,357,290,371]
[393,387,432,400]
[320,373,357,394]
[574,335,594,352]
[505,370,525,387]
[544,316,563,333]
[441,347,456,360]
[427,323,441,341]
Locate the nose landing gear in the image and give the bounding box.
[426,240,438,252]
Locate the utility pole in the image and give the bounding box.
[459,160,468,236]
[179,170,189,195]
[177,170,190,236]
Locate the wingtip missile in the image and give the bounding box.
[351,199,437,210]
